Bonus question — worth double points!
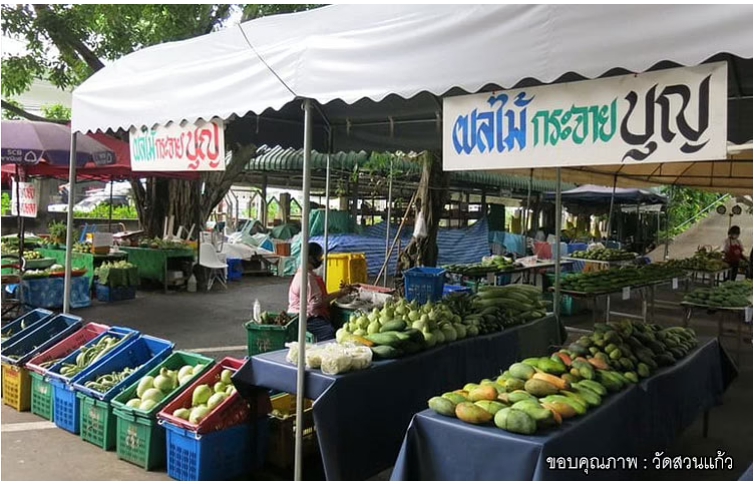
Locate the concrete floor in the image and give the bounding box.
[2,276,751,480]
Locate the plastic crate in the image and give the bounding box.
[95,284,137,302]
[0,308,54,350]
[443,284,473,296]
[227,258,243,281]
[267,393,317,469]
[72,335,174,401]
[78,393,117,450]
[51,379,80,434]
[244,315,314,357]
[157,357,250,435]
[43,326,140,386]
[326,253,367,293]
[404,267,446,304]
[162,419,268,481]
[111,351,214,470]
[2,362,32,411]
[0,313,83,366]
[30,371,54,420]
[26,323,111,377]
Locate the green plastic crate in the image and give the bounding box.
[30,372,54,421]
[244,314,314,357]
[113,410,164,471]
[78,394,117,450]
[110,351,214,470]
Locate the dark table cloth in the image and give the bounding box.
[391,337,736,481]
[233,315,561,481]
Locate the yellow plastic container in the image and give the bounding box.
[2,363,31,411]
[325,253,367,294]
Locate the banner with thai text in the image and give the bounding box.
[129,119,225,171]
[443,63,727,171]
[11,180,38,218]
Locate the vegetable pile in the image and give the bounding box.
[666,247,729,272]
[684,280,752,308]
[170,369,237,424]
[561,263,687,294]
[443,256,518,277]
[125,364,205,412]
[570,248,635,261]
[83,366,142,394]
[60,336,124,378]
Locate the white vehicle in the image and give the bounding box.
[48,193,131,213]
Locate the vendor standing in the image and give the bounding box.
[723,225,747,281]
[288,242,355,341]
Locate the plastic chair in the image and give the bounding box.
[1,255,26,322]
[199,243,227,291]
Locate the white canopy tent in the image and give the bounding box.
[66,4,753,479]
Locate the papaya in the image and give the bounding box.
[524,379,559,398]
[504,378,526,392]
[468,385,498,402]
[442,392,468,405]
[428,396,456,417]
[455,402,493,425]
[475,400,508,415]
[508,362,535,380]
[494,408,537,435]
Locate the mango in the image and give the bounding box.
[490,382,506,394]
[455,402,493,425]
[508,363,535,380]
[524,379,559,398]
[494,408,537,435]
[468,385,498,402]
[538,357,566,375]
[540,400,577,419]
[504,378,526,392]
[497,392,511,404]
[512,401,556,427]
[442,392,468,405]
[474,400,508,415]
[463,383,480,392]
[508,390,537,404]
[428,396,456,417]
[453,390,470,399]
[499,370,513,381]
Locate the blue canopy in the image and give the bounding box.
[543,184,667,205]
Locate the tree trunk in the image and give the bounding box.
[397,151,449,291]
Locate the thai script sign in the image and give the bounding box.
[129,119,225,171]
[443,63,727,171]
[11,181,38,218]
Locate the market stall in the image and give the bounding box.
[20,274,91,309]
[38,248,127,287]
[118,246,195,292]
[233,314,561,481]
[390,336,736,481]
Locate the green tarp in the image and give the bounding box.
[270,224,300,241]
[119,247,195,284]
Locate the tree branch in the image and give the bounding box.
[1,99,68,124]
[32,4,105,72]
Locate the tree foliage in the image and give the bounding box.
[660,185,723,238]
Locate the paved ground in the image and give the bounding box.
[2,275,751,480]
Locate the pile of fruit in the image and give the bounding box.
[169,368,237,424]
[138,237,189,250]
[125,363,206,412]
[73,242,91,254]
[684,280,752,308]
[336,285,548,360]
[82,365,142,394]
[1,318,29,343]
[443,256,518,277]
[666,247,728,272]
[561,264,687,294]
[570,248,636,261]
[256,311,293,326]
[59,336,125,378]
[427,320,698,435]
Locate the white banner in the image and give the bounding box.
[129,119,226,172]
[443,63,727,171]
[10,181,38,218]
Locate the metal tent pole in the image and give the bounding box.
[323,151,331,283]
[383,159,393,287]
[294,99,313,482]
[554,168,562,324]
[606,175,617,241]
[63,133,78,313]
[108,179,114,232]
[525,168,533,235]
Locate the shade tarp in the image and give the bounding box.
[543,184,667,205]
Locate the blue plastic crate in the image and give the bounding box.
[227,258,243,281]
[0,314,82,366]
[404,267,446,304]
[95,284,137,302]
[442,284,473,297]
[51,379,80,434]
[1,309,54,350]
[71,335,174,401]
[162,419,269,481]
[45,326,140,386]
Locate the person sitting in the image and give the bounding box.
[288,242,355,341]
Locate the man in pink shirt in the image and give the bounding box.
[288,243,355,341]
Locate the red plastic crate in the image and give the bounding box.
[157,358,250,435]
[26,323,110,376]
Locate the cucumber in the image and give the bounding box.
[380,319,407,332]
[370,345,402,359]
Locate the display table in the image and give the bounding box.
[391,337,736,481]
[21,276,91,309]
[448,261,574,291]
[233,315,562,481]
[684,268,728,288]
[38,248,128,287]
[682,302,751,364]
[118,247,195,291]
